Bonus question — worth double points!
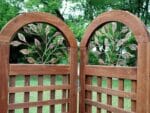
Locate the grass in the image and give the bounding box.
[11,76,132,113]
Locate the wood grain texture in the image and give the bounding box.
[85,99,134,113]
[85,85,136,100]
[107,78,112,113]
[9,64,70,75]
[118,79,124,108]
[69,47,78,113]
[9,85,70,93]
[85,76,92,113]
[80,10,150,113]
[0,11,78,113]
[85,65,137,80]
[37,75,43,113]
[24,75,30,113]
[62,75,69,112]
[0,43,9,113]
[50,75,56,113]
[79,48,88,113]
[131,80,136,112]
[9,99,71,110]
[136,43,149,113]
[0,12,77,47]
[97,77,102,113]
[80,10,150,48]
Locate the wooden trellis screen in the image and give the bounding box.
[79,10,150,113]
[0,12,77,113]
[0,10,150,113]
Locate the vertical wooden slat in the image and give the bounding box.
[9,76,16,113]
[69,47,77,113]
[107,77,112,113]
[38,75,43,113]
[136,43,149,113]
[62,75,69,112]
[131,80,136,112]
[50,75,56,113]
[0,43,9,113]
[118,79,124,108]
[97,77,102,113]
[85,76,92,113]
[24,75,30,113]
[79,48,87,113]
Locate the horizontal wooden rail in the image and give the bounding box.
[9,99,70,110]
[85,99,134,113]
[85,85,136,100]
[85,65,137,80]
[9,85,70,93]
[9,64,70,75]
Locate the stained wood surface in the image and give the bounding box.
[80,10,150,113]
[0,12,77,113]
[85,65,137,80]
[0,43,9,113]
[9,64,70,75]
[0,12,77,47]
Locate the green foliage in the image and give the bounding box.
[11,23,68,64]
[88,22,137,66]
[0,0,19,29]
[24,0,62,13]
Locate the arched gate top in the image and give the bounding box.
[0,12,77,47]
[81,10,150,47]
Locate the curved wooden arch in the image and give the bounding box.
[0,12,77,47]
[81,10,150,47]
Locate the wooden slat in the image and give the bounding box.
[24,76,30,113]
[9,64,70,75]
[136,43,149,113]
[97,77,102,113]
[85,85,136,100]
[9,85,70,93]
[0,43,9,113]
[107,78,112,113]
[85,65,137,80]
[9,76,16,113]
[9,99,71,110]
[118,79,124,108]
[50,75,56,113]
[85,99,134,113]
[37,75,43,113]
[69,47,78,113]
[62,75,69,112]
[85,76,92,113]
[131,80,136,112]
[79,48,87,113]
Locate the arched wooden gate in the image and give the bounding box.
[0,10,150,113]
[0,12,77,113]
[79,10,150,113]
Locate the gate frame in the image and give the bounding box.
[79,10,150,113]
[0,12,77,113]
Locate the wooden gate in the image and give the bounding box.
[0,12,77,113]
[79,10,150,113]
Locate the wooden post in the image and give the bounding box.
[69,47,78,113]
[136,43,149,113]
[0,42,9,113]
[79,47,87,113]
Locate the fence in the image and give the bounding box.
[0,10,150,113]
[0,12,78,113]
[79,10,150,113]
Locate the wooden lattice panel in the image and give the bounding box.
[0,12,77,113]
[84,66,137,113]
[8,64,71,113]
[79,10,150,113]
